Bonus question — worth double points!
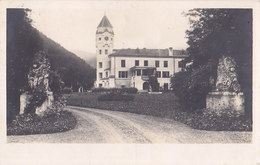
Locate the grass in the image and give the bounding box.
[66,92,182,118]
[66,92,252,131]
[7,110,77,135]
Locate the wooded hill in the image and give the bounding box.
[7,9,95,121]
[39,32,96,91]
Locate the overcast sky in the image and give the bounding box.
[29,2,190,56]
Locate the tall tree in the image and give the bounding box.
[184,9,252,115]
[7,9,43,121]
[7,9,96,122]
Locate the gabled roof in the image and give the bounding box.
[97,15,113,28]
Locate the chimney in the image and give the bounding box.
[169,47,173,56]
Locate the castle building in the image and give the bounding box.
[95,15,188,91]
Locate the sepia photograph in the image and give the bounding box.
[1,0,260,164]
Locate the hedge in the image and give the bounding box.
[92,87,138,94]
[97,93,134,101]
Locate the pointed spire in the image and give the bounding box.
[97,15,113,28]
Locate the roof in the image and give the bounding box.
[110,49,169,57]
[97,15,113,28]
[109,48,188,58]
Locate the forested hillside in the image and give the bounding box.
[40,33,96,91]
[73,50,96,68]
[7,9,95,121]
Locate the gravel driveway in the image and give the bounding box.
[7,106,252,143]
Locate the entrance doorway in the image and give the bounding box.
[143,82,149,90]
[163,83,168,90]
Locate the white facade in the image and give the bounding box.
[95,15,187,91]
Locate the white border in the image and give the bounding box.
[0,1,259,165]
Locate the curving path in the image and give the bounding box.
[7,106,252,143]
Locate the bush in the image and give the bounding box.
[186,109,252,131]
[62,87,73,94]
[171,61,217,112]
[7,111,77,135]
[92,87,138,94]
[97,93,134,101]
[149,76,159,92]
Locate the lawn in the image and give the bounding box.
[66,92,182,119]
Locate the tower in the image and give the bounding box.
[96,15,114,88]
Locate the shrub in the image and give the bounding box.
[97,93,134,101]
[149,76,159,92]
[187,109,252,131]
[120,87,138,94]
[171,61,217,112]
[7,110,77,135]
[92,87,138,94]
[62,87,73,94]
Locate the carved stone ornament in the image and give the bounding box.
[215,56,241,92]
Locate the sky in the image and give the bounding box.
[29,1,190,57]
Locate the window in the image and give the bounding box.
[111,38,113,41]
[136,69,141,76]
[162,71,169,78]
[135,60,139,66]
[99,83,102,87]
[142,69,148,76]
[156,71,161,78]
[106,72,108,77]
[99,50,102,55]
[119,71,128,78]
[164,61,168,67]
[155,61,160,67]
[99,37,101,41]
[144,60,148,66]
[99,72,103,79]
[121,60,126,67]
[121,85,126,88]
[105,49,108,55]
[98,62,102,68]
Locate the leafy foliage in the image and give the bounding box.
[149,76,159,92]
[172,61,217,112]
[7,9,44,120]
[7,111,77,135]
[40,33,95,91]
[92,87,138,94]
[62,87,73,94]
[173,9,252,116]
[186,109,252,131]
[7,9,96,121]
[98,93,134,102]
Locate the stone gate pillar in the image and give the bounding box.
[206,56,245,114]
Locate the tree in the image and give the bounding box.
[173,9,252,115]
[7,9,96,122]
[7,9,43,121]
[185,9,252,68]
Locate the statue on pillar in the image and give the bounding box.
[20,51,54,116]
[206,56,245,114]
